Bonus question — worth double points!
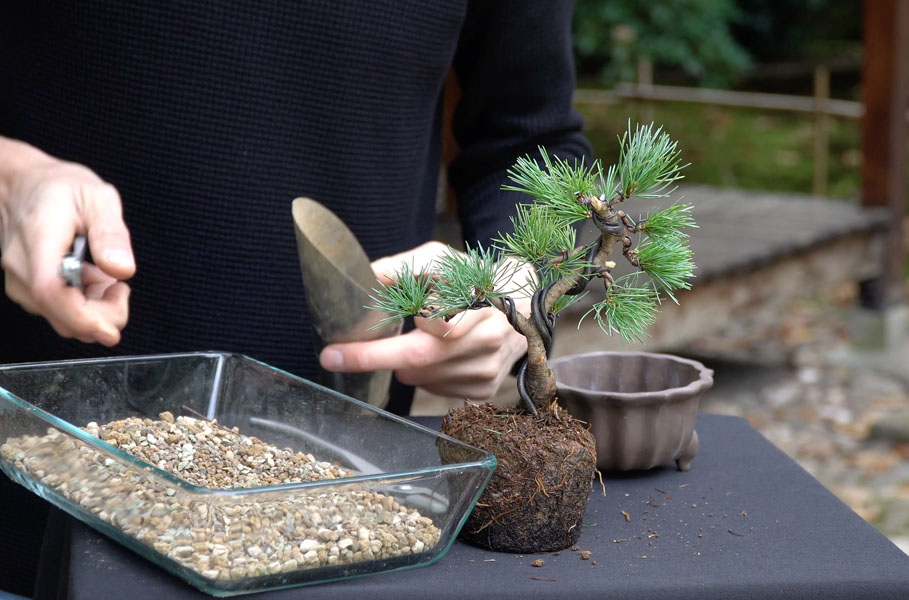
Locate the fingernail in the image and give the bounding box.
[320,348,344,370]
[103,248,135,269]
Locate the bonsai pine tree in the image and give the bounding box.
[370,122,696,553]
[371,122,696,415]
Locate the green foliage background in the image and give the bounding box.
[577,101,864,200]
[573,0,751,88]
[570,0,873,200]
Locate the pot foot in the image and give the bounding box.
[675,429,699,471]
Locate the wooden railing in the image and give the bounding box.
[575,1,907,313]
[572,61,900,198]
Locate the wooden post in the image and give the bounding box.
[812,66,830,197]
[636,57,654,126]
[860,0,909,308]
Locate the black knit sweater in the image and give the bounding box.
[0,1,590,594]
[0,0,589,381]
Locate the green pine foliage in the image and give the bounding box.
[502,153,597,224]
[635,236,695,303]
[639,202,697,239]
[617,122,686,199]
[368,262,433,330]
[495,203,576,266]
[582,281,660,343]
[431,245,522,316]
[370,121,696,345]
[370,246,526,326]
[494,208,593,289]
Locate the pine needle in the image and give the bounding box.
[635,236,695,302]
[503,148,599,223]
[367,262,433,330]
[581,284,660,343]
[432,245,523,316]
[639,202,697,240]
[617,121,687,200]
[494,203,576,266]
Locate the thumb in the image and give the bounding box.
[370,255,402,286]
[82,183,136,280]
[414,309,481,341]
[414,313,455,338]
[371,241,449,284]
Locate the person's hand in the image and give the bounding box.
[319,241,531,401]
[0,142,135,346]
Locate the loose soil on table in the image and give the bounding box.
[685,282,909,553]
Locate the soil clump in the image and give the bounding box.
[440,403,596,553]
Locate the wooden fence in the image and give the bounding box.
[574,3,908,310]
[573,60,888,197]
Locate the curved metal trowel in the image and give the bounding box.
[292,197,402,409]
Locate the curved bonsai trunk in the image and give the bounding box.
[490,298,558,412]
[523,347,556,410]
[493,227,623,414]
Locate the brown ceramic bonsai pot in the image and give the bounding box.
[550,351,714,472]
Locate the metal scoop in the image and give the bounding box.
[292,197,402,409]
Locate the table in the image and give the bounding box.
[38,415,909,599]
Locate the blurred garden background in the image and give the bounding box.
[425,0,907,554]
[572,0,875,199]
[566,0,909,552]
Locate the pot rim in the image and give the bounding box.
[550,351,714,401]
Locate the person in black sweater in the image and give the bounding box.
[0,1,591,595]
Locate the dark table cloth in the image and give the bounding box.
[38,414,909,599]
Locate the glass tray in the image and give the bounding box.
[0,352,495,596]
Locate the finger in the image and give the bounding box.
[80,263,118,300]
[58,296,126,346]
[60,264,130,344]
[395,323,521,382]
[320,329,449,373]
[3,271,42,316]
[16,255,127,346]
[28,284,123,345]
[5,236,129,346]
[396,353,504,392]
[370,255,403,285]
[413,314,456,338]
[86,282,131,345]
[371,241,448,283]
[413,308,491,341]
[24,235,87,328]
[4,221,128,347]
[22,208,79,294]
[397,348,519,401]
[82,266,131,326]
[80,183,135,280]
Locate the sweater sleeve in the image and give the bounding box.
[448,0,592,248]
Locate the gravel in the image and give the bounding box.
[1,413,442,581]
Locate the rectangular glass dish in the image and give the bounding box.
[0,352,495,596]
